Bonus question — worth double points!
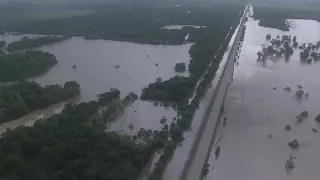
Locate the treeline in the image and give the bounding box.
[0,50,57,82]
[7,36,70,52]
[0,89,167,180]
[147,27,238,180]
[0,1,242,45]
[0,40,5,56]
[0,40,5,48]
[141,22,237,103]
[144,4,243,179]
[0,81,80,123]
[253,3,320,31]
[258,18,289,31]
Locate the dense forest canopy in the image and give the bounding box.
[0,0,244,45]
[0,88,166,180]
[0,107,155,180]
[0,50,57,82]
[0,81,80,123]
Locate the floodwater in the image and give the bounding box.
[0,97,79,133]
[205,13,320,180]
[0,35,193,133]
[162,24,240,180]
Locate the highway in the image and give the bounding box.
[183,5,248,180]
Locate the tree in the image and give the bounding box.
[257,51,263,59]
[0,40,6,48]
[0,81,81,123]
[293,36,297,42]
[174,63,186,72]
[64,81,80,90]
[170,127,184,142]
[0,101,156,180]
[267,45,274,55]
[0,50,58,82]
[156,77,162,83]
[97,89,120,106]
[266,34,271,40]
[141,76,194,103]
[64,81,81,96]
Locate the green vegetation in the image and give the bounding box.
[257,34,307,61]
[0,50,57,82]
[0,40,5,48]
[0,88,168,180]
[0,2,92,25]
[147,31,237,180]
[0,108,157,180]
[0,50,5,56]
[97,89,121,106]
[141,76,194,103]
[147,141,177,180]
[174,62,186,72]
[0,40,5,56]
[266,34,271,40]
[0,1,247,180]
[0,1,242,45]
[24,10,93,22]
[0,81,80,123]
[145,7,242,179]
[100,91,138,123]
[141,14,240,103]
[253,2,320,31]
[258,17,290,31]
[7,36,70,52]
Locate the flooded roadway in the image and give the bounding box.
[162,9,246,179]
[205,13,320,180]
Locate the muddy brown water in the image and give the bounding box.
[205,8,320,180]
[0,35,193,134]
[161,25,240,180]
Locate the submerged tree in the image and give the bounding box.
[266,34,271,40]
[285,154,296,170]
[174,62,186,72]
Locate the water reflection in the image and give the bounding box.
[205,16,320,180]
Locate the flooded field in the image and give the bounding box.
[205,14,320,180]
[0,35,192,133]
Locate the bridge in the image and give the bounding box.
[181,4,249,180]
